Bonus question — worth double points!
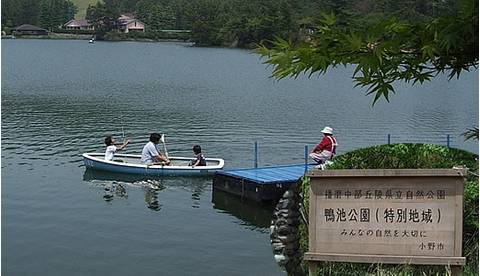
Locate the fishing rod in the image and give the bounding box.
[120,112,125,142]
[119,112,128,152]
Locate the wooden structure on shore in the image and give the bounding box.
[14,24,48,35]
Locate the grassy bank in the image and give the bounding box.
[299,144,478,275]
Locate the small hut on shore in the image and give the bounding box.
[14,24,48,35]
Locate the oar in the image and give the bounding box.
[160,134,169,158]
[120,113,126,152]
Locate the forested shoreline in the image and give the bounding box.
[2,0,460,47]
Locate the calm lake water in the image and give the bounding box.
[1,39,478,275]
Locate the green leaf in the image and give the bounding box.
[462,127,479,141]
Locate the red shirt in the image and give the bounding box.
[312,135,337,154]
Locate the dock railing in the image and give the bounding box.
[386,134,453,148]
[251,134,459,169]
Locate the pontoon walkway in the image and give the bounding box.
[213,164,315,202]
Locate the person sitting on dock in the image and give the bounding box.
[309,126,337,169]
[104,135,130,161]
[141,133,171,165]
[188,145,206,167]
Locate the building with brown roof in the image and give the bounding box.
[118,14,145,33]
[63,19,94,30]
[14,24,48,35]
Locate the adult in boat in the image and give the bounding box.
[309,126,338,169]
[141,133,171,165]
[104,135,130,161]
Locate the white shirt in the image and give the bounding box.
[141,142,160,164]
[105,145,117,161]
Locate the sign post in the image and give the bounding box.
[305,169,466,275]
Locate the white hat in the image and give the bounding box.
[321,126,333,134]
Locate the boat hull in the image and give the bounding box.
[83,153,224,176]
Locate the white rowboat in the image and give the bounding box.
[83,153,224,176]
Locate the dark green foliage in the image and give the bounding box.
[462,127,479,141]
[215,0,296,47]
[299,144,479,275]
[181,0,225,46]
[86,0,121,39]
[135,0,176,31]
[39,0,77,30]
[119,0,137,12]
[2,0,40,27]
[1,0,75,28]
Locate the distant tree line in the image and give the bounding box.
[87,0,461,46]
[2,0,77,31]
[3,0,459,47]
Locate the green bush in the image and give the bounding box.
[2,26,12,35]
[300,144,479,275]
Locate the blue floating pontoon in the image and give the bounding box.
[213,164,315,202]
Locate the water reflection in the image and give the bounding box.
[83,169,212,210]
[191,182,207,208]
[103,182,128,201]
[83,169,168,210]
[212,189,274,232]
[144,183,164,211]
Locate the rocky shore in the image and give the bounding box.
[270,180,305,275]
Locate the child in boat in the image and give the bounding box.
[189,145,206,167]
[104,135,130,161]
